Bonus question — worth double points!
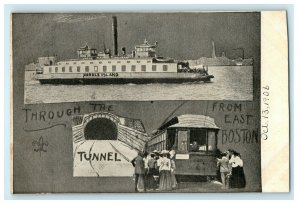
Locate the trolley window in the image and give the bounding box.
[166,129,176,150]
[177,130,188,152]
[189,129,207,152]
[188,129,217,152]
[207,130,216,151]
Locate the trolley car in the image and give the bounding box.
[147,114,220,178]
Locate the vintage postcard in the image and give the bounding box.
[11,11,289,193]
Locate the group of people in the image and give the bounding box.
[216,149,246,189]
[131,150,177,192]
[131,148,246,192]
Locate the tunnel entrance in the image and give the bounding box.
[84,118,118,140]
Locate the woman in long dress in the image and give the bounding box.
[159,151,172,191]
[170,157,177,189]
[228,151,246,188]
[169,149,177,189]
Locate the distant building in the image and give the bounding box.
[37,56,56,66]
[212,41,216,58]
[24,63,37,81]
[189,41,253,66]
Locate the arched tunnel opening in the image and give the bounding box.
[84,118,118,140]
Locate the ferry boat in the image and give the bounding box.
[35,16,214,84]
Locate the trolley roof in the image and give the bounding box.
[158,114,219,130]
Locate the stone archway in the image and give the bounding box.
[84,117,118,140]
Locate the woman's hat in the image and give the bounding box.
[161,150,169,154]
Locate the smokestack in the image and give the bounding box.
[112,16,118,56]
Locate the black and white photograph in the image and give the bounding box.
[21,12,260,103]
[70,101,260,193]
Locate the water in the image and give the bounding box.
[24,66,253,104]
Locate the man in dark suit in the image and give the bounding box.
[131,151,146,192]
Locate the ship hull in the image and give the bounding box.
[37,73,214,84]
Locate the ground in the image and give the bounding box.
[139,180,250,193]
[173,181,246,193]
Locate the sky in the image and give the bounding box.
[12,12,260,65]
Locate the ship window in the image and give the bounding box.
[163,65,168,71]
[99,61,102,64]
[117,61,121,63]
[127,61,130,63]
[121,65,126,72]
[77,66,80,72]
[85,66,89,72]
[73,62,76,65]
[81,62,85,64]
[131,65,136,72]
[90,62,93,64]
[69,66,72,72]
[62,67,65,72]
[141,65,146,72]
[152,65,157,71]
[94,66,98,72]
[55,67,58,73]
[108,61,111,64]
[137,61,141,63]
[112,65,116,72]
[49,67,52,73]
[66,62,69,65]
[147,60,151,63]
[103,66,107,72]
